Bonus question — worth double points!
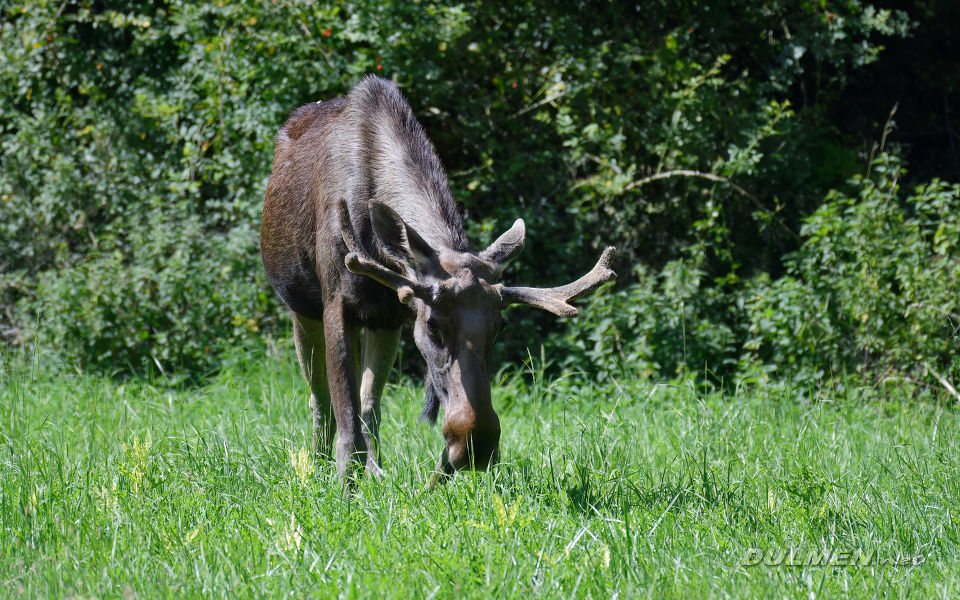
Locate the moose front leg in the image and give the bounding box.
[359,327,401,477]
[322,302,367,487]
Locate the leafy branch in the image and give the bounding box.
[624,169,754,199]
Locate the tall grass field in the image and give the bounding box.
[2,351,958,597]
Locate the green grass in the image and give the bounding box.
[2,350,959,598]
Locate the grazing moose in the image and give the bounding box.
[260,76,614,488]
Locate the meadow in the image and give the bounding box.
[2,350,958,598]
[4,2,959,597]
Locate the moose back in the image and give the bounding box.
[261,76,614,488]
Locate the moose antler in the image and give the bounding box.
[338,200,435,304]
[496,247,616,317]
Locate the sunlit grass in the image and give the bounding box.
[1,351,958,597]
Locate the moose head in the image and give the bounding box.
[339,199,616,481]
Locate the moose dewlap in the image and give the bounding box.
[260,76,615,489]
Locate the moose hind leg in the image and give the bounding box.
[359,327,401,477]
[292,312,334,458]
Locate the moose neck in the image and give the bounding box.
[345,79,468,253]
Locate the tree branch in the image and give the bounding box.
[625,169,755,199]
[923,361,960,403]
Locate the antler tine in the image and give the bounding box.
[497,247,616,317]
[338,200,433,305]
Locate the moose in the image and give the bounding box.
[261,76,615,488]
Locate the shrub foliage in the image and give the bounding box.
[1,0,956,390]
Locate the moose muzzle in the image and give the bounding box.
[433,348,501,480]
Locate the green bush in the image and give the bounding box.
[31,218,270,377]
[558,152,960,394]
[5,0,954,387]
[546,257,739,382]
[743,154,960,388]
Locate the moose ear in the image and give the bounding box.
[369,201,435,272]
[479,218,525,272]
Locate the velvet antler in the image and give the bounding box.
[496,247,616,317]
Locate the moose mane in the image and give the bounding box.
[342,76,468,253]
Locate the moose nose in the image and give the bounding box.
[441,410,501,472]
[445,426,500,471]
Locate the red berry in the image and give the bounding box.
[322,28,331,37]
[511,81,517,88]
[376,64,383,70]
